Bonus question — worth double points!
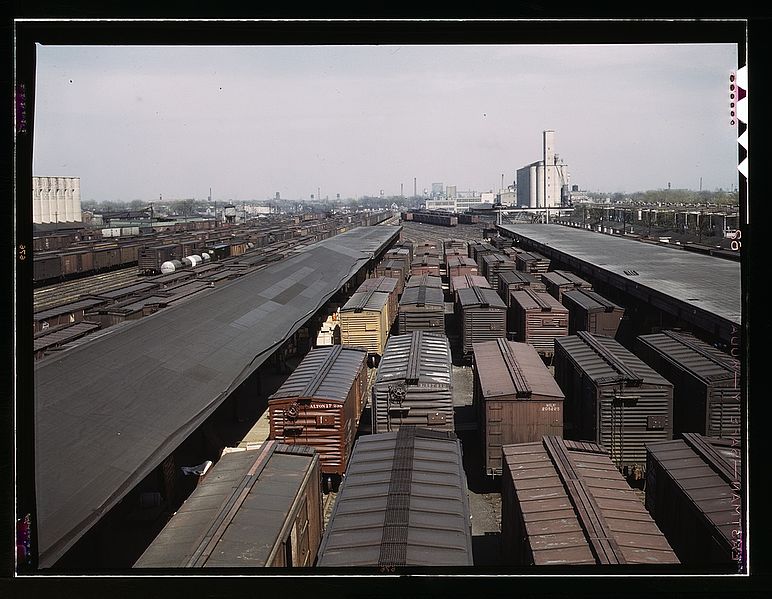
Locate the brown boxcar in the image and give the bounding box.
[316,427,473,567]
[410,256,441,278]
[457,286,507,355]
[268,345,368,476]
[33,254,63,283]
[481,252,515,291]
[473,339,564,476]
[541,269,593,302]
[443,238,468,258]
[507,288,568,356]
[634,330,740,439]
[470,241,498,266]
[501,436,679,566]
[645,433,741,566]
[397,285,445,334]
[134,442,323,568]
[515,251,551,274]
[554,331,674,475]
[339,289,391,357]
[372,331,454,433]
[59,249,84,276]
[562,288,625,338]
[404,274,442,289]
[450,273,490,297]
[375,259,407,295]
[384,247,412,273]
[497,269,546,307]
[447,255,479,280]
[356,276,399,328]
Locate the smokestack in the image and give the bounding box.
[414,177,417,197]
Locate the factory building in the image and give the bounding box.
[32,176,82,224]
[516,130,570,208]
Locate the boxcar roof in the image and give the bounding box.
[646,434,739,549]
[375,332,452,388]
[33,321,101,353]
[34,297,106,320]
[553,270,592,286]
[472,340,564,400]
[317,428,473,567]
[446,256,478,267]
[556,332,670,386]
[341,289,391,312]
[562,288,622,312]
[451,275,490,290]
[503,437,679,565]
[636,330,739,383]
[399,285,445,308]
[357,276,399,295]
[32,225,400,568]
[510,288,566,312]
[269,345,367,403]
[134,442,317,568]
[498,269,530,285]
[457,286,506,309]
[405,274,442,288]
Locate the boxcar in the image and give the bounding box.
[457,212,479,224]
[93,246,122,271]
[316,427,473,567]
[443,238,468,257]
[489,235,512,250]
[447,256,479,280]
[404,274,442,289]
[356,276,399,328]
[634,330,740,439]
[473,339,564,475]
[645,433,740,566]
[339,289,391,357]
[384,247,412,272]
[515,251,551,274]
[372,331,454,433]
[33,254,63,283]
[268,345,368,476]
[562,288,625,338]
[469,241,497,265]
[497,269,546,307]
[481,252,514,291]
[501,436,679,566]
[456,286,507,355]
[554,331,674,476]
[134,441,323,568]
[542,270,593,302]
[450,274,490,298]
[375,259,407,295]
[410,256,441,278]
[397,285,446,335]
[138,244,180,274]
[507,288,568,356]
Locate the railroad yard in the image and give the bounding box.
[28,214,743,572]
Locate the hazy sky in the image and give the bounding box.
[32,43,739,202]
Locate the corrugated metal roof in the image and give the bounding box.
[636,330,738,383]
[450,275,490,291]
[457,286,506,309]
[446,256,477,268]
[375,332,452,388]
[94,282,160,300]
[34,298,106,320]
[358,276,398,295]
[341,290,390,312]
[510,288,566,312]
[562,288,622,312]
[134,442,317,568]
[405,274,442,288]
[33,225,401,568]
[316,428,473,567]
[399,286,444,308]
[472,340,564,400]
[503,437,679,565]
[555,333,670,386]
[269,346,367,404]
[498,224,740,327]
[33,321,101,352]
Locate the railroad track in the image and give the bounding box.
[34,267,143,312]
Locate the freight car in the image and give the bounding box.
[371,331,454,433]
[133,441,323,568]
[515,251,551,274]
[449,274,490,296]
[397,285,446,334]
[634,330,740,439]
[409,210,458,227]
[468,241,497,265]
[339,289,392,360]
[457,212,479,224]
[442,238,468,256]
[356,276,400,328]
[374,259,407,296]
[507,288,569,356]
[562,288,625,338]
[645,433,741,566]
[541,270,593,302]
[404,274,442,289]
[410,256,441,278]
[554,331,674,476]
[268,345,368,478]
[446,256,479,280]
[456,286,507,355]
[501,436,679,566]
[497,270,546,307]
[316,427,473,567]
[473,339,564,476]
[481,252,514,291]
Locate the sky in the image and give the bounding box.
[31,43,739,202]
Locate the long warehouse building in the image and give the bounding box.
[31,225,402,568]
[497,224,741,344]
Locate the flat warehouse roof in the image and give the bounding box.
[498,224,740,334]
[32,225,401,568]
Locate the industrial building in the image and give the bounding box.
[32,176,82,223]
[516,130,570,208]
